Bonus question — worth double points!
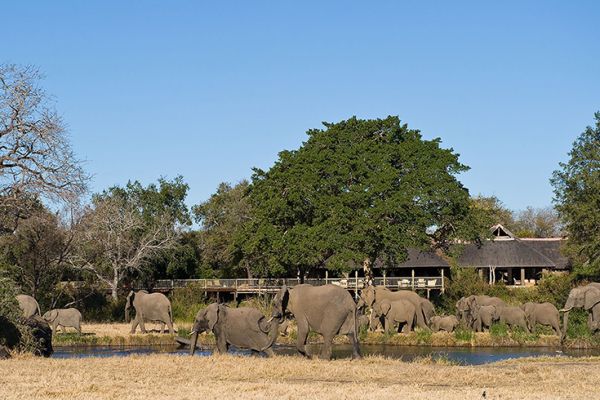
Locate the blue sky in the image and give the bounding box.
[2,1,599,210]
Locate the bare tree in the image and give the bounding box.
[513,206,564,238]
[70,196,177,300]
[0,64,88,231]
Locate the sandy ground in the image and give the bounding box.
[1,354,599,400]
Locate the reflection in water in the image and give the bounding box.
[52,344,600,365]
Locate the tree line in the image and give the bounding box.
[0,64,598,308]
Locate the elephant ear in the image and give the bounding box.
[584,288,600,311]
[380,301,391,316]
[206,304,221,330]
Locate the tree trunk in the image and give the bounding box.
[111,267,119,300]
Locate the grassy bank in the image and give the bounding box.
[53,323,600,349]
[2,353,599,399]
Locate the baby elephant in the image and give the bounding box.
[42,308,83,334]
[471,305,496,332]
[430,315,459,333]
[494,306,529,332]
[372,299,416,333]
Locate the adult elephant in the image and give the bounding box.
[125,290,174,334]
[359,285,429,330]
[190,303,280,357]
[456,295,506,328]
[560,283,600,340]
[272,284,361,360]
[16,295,41,318]
[521,302,561,337]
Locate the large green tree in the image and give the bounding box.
[551,112,600,277]
[193,181,252,278]
[238,116,482,278]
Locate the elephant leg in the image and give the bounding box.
[319,333,334,360]
[295,319,310,358]
[552,321,561,336]
[406,316,414,333]
[159,322,165,334]
[130,316,139,334]
[251,349,260,357]
[264,348,275,358]
[167,318,174,335]
[139,316,147,334]
[76,323,82,334]
[214,330,228,354]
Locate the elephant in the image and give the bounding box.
[456,295,506,328]
[358,285,429,330]
[520,302,561,337]
[421,299,435,324]
[372,299,416,333]
[16,295,41,318]
[125,290,174,334]
[190,303,280,357]
[272,284,361,360]
[470,305,496,332]
[560,282,600,340]
[42,308,83,334]
[430,315,460,333]
[493,305,529,332]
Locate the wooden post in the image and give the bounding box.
[411,269,415,291]
[441,268,445,293]
[521,268,526,286]
[383,270,387,286]
[325,270,329,285]
[355,270,359,300]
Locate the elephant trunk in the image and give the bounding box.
[561,309,571,342]
[190,331,199,355]
[265,318,280,351]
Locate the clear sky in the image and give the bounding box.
[2,1,599,211]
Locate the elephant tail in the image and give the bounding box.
[168,303,173,324]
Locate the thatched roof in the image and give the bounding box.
[520,238,571,270]
[456,238,566,269]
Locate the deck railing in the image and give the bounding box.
[142,276,444,292]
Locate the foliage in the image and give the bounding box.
[551,111,600,278]
[566,308,593,339]
[489,322,509,338]
[512,206,563,238]
[0,207,73,310]
[70,177,190,299]
[193,181,252,278]
[0,277,36,352]
[170,283,209,322]
[239,116,481,278]
[453,327,473,342]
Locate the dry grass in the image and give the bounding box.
[1,354,599,399]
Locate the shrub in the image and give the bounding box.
[453,327,473,342]
[0,277,36,353]
[489,322,509,338]
[170,283,208,322]
[565,308,592,339]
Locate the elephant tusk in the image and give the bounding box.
[267,317,274,323]
[190,330,196,335]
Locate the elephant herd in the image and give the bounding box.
[456,295,561,337]
[9,281,600,361]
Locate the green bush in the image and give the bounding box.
[170,283,208,322]
[565,308,592,339]
[0,277,35,353]
[453,327,473,342]
[489,322,509,338]
[415,328,432,345]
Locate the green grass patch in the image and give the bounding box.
[453,327,473,342]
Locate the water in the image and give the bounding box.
[52,344,600,365]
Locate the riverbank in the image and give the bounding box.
[2,353,599,399]
[52,323,600,349]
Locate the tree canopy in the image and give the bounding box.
[551,111,600,277]
[237,116,482,278]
